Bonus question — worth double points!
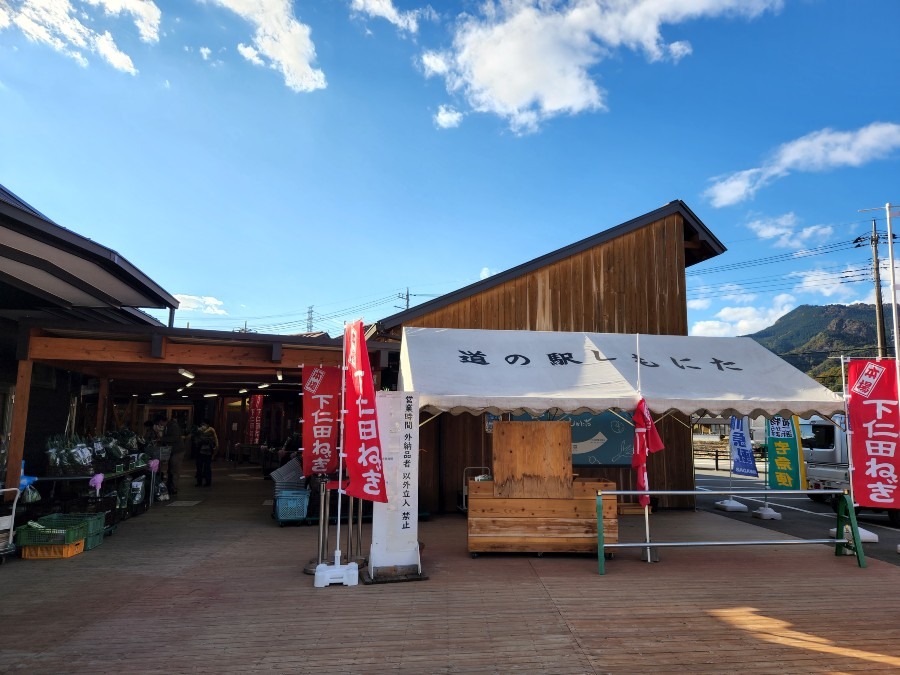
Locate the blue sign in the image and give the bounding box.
[730,416,759,477]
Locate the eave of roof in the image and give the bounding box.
[375,200,725,332]
[0,183,179,316]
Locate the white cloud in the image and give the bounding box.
[421,50,449,77]
[208,0,326,92]
[83,0,161,43]
[719,283,756,304]
[175,294,228,315]
[1,0,156,73]
[788,266,865,300]
[745,212,834,249]
[237,42,263,66]
[93,28,136,73]
[425,0,781,133]
[434,104,463,129]
[706,122,900,207]
[479,267,495,280]
[668,40,692,62]
[351,0,420,33]
[691,293,795,337]
[686,298,710,310]
[199,46,211,60]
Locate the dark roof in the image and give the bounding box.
[375,200,725,332]
[0,183,179,326]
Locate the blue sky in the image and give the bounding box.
[1,0,898,337]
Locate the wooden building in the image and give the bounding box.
[370,200,726,513]
[0,185,358,491]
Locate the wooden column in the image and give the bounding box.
[5,359,33,495]
[95,377,109,435]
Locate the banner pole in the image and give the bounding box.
[333,337,347,567]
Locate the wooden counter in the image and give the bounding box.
[467,478,618,554]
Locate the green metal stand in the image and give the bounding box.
[834,492,867,568]
[597,493,606,575]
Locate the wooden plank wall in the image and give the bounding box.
[405,214,696,511]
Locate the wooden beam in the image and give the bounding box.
[96,378,109,435]
[27,336,341,369]
[151,333,165,358]
[5,359,33,496]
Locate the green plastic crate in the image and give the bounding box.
[83,532,104,551]
[61,512,106,537]
[16,515,89,546]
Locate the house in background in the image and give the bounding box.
[370,200,726,513]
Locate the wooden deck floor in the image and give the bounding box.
[1,463,898,674]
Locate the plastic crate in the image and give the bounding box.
[83,532,104,551]
[16,515,89,546]
[61,513,106,537]
[275,490,310,523]
[21,540,85,559]
[274,481,307,496]
[270,457,303,483]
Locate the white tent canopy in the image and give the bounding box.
[399,327,845,418]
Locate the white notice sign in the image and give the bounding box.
[369,391,421,578]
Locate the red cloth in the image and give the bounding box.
[847,359,900,509]
[342,320,388,503]
[632,398,664,507]
[302,366,341,477]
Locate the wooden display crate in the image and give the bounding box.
[467,478,617,554]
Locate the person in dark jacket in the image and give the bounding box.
[195,420,219,487]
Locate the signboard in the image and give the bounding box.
[847,359,900,509]
[343,320,387,502]
[766,415,806,490]
[302,366,341,476]
[369,392,420,577]
[512,411,633,466]
[729,416,758,477]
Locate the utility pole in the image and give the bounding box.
[871,219,887,357]
[307,306,314,333]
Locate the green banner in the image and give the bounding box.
[766,416,806,490]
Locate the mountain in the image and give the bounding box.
[744,304,891,391]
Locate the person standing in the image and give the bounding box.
[195,420,219,487]
[162,415,185,496]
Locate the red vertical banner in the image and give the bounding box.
[343,320,388,502]
[631,398,664,507]
[246,394,263,444]
[847,359,900,508]
[302,366,341,477]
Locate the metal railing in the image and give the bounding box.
[595,488,867,574]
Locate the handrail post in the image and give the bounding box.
[835,491,867,568]
[597,491,606,575]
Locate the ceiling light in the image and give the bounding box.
[276,370,283,381]
[177,387,184,393]
[203,393,218,398]
[150,392,164,397]
[258,383,270,389]
[185,381,194,388]
[238,388,248,394]
[178,368,195,379]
